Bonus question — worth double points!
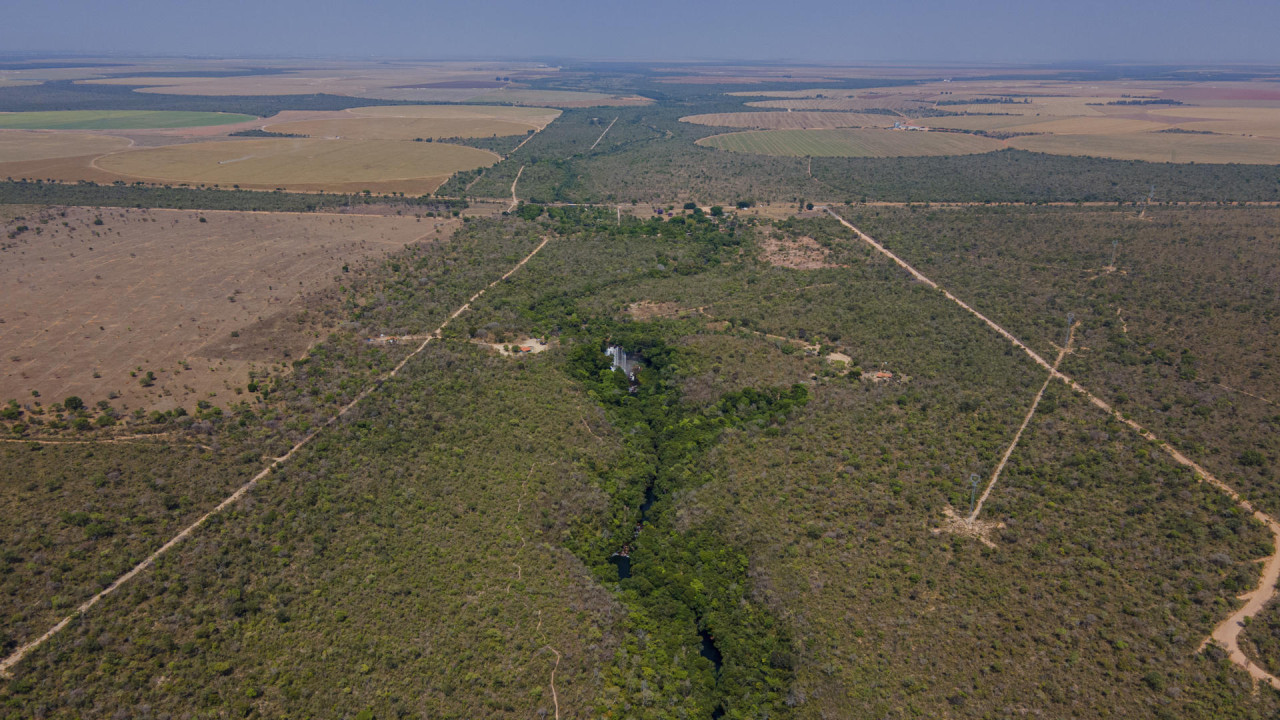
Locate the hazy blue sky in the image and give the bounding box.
[2,0,1277,64]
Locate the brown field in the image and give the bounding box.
[679,111,896,130]
[264,116,537,140]
[75,61,559,98]
[1008,132,1280,164]
[0,206,452,412]
[723,79,1280,164]
[0,104,560,193]
[1148,106,1280,137]
[744,97,924,112]
[348,104,562,127]
[0,131,133,162]
[92,137,498,193]
[466,88,653,107]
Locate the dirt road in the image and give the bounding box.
[969,324,1073,522]
[508,164,524,212]
[824,207,1280,690]
[0,235,554,678]
[589,116,618,151]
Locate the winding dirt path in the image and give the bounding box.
[508,165,524,213]
[0,235,554,679]
[823,207,1280,690]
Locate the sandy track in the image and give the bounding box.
[0,235,554,678]
[508,165,524,212]
[589,116,618,151]
[824,207,1280,690]
[969,326,1073,522]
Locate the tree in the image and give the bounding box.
[63,395,84,411]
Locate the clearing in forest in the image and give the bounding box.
[759,233,841,269]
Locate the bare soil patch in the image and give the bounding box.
[759,233,841,269]
[0,207,450,412]
[624,301,707,321]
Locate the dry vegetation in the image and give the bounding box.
[92,137,498,193]
[714,78,1280,164]
[0,206,450,412]
[697,128,1005,157]
[680,111,895,130]
[759,233,841,269]
[0,131,131,162]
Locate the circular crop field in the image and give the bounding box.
[697,128,1004,157]
[95,138,498,192]
[0,110,257,130]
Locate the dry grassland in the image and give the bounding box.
[1008,132,1280,164]
[93,137,498,193]
[679,111,895,130]
[0,207,452,412]
[698,128,1004,157]
[348,105,561,129]
[0,131,132,162]
[719,79,1280,163]
[1148,106,1280,137]
[467,88,653,107]
[264,117,535,141]
[744,97,923,112]
[76,62,557,98]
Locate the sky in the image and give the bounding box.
[2,0,1277,65]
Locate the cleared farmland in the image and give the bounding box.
[0,110,256,130]
[264,116,535,140]
[0,206,451,413]
[94,137,498,193]
[1008,131,1280,164]
[0,131,131,162]
[697,128,1004,157]
[680,111,896,130]
[465,88,653,107]
[348,104,561,129]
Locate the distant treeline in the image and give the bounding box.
[1104,98,1185,106]
[0,80,427,115]
[937,96,1031,105]
[0,180,468,213]
[228,129,306,138]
